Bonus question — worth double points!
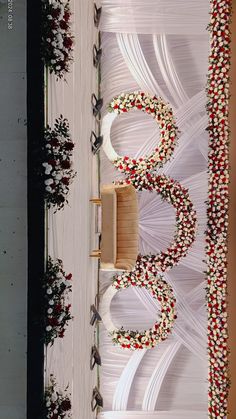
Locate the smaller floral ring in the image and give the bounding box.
[100,271,177,350]
[101,92,178,174]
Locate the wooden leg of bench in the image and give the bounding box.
[90,198,101,205]
[90,250,101,257]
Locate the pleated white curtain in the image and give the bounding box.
[100,0,209,35]
[99,0,209,417]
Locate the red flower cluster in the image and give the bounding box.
[206,0,231,417]
[45,374,72,418]
[42,116,76,211]
[42,0,74,78]
[43,257,73,346]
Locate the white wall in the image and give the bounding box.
[0,1,27,418]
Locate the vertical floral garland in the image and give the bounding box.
[207,0,232,416]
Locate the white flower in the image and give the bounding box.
[46,326,52,331]
[47,308,53,314]
[51,393,58,402]
[58,313,65,322]
[49,300,54,306]
[45,178,53,186]
[46,186,52,192]
[47,288,52,295]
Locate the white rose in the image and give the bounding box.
[46,326,52,331]
[47,288,52,295]
[49,300,54,306]
[45,178,53,185]
[47,308,53,314]
[51,393,58,402]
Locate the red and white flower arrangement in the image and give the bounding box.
[42,116,76,211]
[44,374,72,418]
[206,0,231,417]
[108,92,178,174]
[111,271,177,350]
[43,257,73,346]
[42,0,74,78]
[116,172,197,271]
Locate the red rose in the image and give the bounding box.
[63,11,71,22]
[60,399,71,412]
[66,273,72,280]
[61,160,71,169]
[60,20,69,30]
[64,142,74,151]
[60,399,72,411]
[59,330,65,338]
[62,177,70,185]
[63,37,73,49]
[55,304,62,313]
[48,317,59,326]
[48,159,57,166]
[51,138,59,146]
[51,8,60,19]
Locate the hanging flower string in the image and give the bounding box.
[110,269,177,350]
[43,257,73,346]
[44,374,72,418]
[42,116,76,211]
[108,92,178,173]
[42,0,74,78]
[206,0,231,417]
[116,172,197,271]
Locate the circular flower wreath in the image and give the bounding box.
[116,172,197,271]
[103,91,178,174]
[106,271,177,350]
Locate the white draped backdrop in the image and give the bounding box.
[98,0,210,418]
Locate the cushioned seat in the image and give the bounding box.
[100,184,138,271]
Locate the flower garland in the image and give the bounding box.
[116,172,197,271]
[206,0,231,417]
[42,0,74,78]
[107,92,178,173]
[42,116,76,211]
[110,270,177,350]
[43,257,73,346]
[44,374,72,418]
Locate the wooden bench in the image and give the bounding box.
[90,184,139,271]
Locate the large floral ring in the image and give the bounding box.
[101,92,178,174]
[116,172,197,271]
[100,271,177,350]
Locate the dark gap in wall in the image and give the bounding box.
[27,0,45,417]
